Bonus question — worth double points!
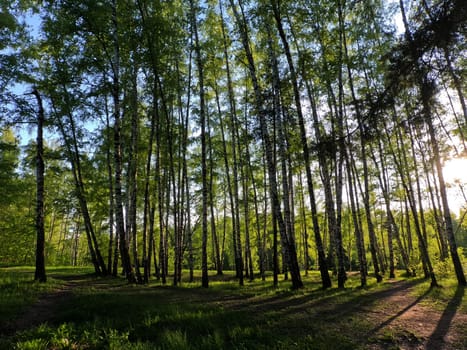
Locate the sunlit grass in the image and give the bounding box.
[1,267,465,349]
[411,274,467,312]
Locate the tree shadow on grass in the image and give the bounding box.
[425,285,465,349]
[7,276,434,349]
[369,287,431,334]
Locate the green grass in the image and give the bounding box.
[411,274,467,312]
[0,267,68,323]
[1,267,466,349]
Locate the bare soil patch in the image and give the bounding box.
[360,281,467,349]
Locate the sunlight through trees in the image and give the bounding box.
[0,0,466,287]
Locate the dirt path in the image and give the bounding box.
[1,278,87,337]
[13,284,74,331]
[361,281,467,349]
[209,279,466,349]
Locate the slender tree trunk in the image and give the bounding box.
[282,12,333,289]
[369,139,405,278]
[386,115,438,285]
[208,103,222,276]
[104,100,115,274]
[33,87,46,283]
[268,34,295,285]
[128,68,142,283]
[338,4,381,283]
[164,171,170,278]
[250,163,265,280]
[112,232,119,276]
[50,90,105,275]
[241,124,264,280]
[272,203,279,288]
[425,105,466,286]
[240,146,254,281]
[443,48,467,124]
[408,124,430,278]
[344,141,368,287]
[111,0,134,283]
[72,218,80,266]
[219,0,244,285]
[186,168,194,283]
[182,55,193,283]
[147,206,155,279]
[137,0,164,283]
[262,154,274,284]
[190,0,209,288]
[142,85,157,283]
[298,172,310,275]
[417,135,449,261]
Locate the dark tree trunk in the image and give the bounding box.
[104,103,115,275]
[142,85,157,283]
[425,102,466,286]
[282,12,333,289]
[208,97,222,276]
[191,0,209,288]
[50,87,107,276]
[369,139,400,278]
[111,0,135,283]
[219,0,244,285]
[33,88,46,283]
[128,69,142,283]
[345,142,368,287]
[338,4,382,283]
[298,173,310,276]
[112,232,119,276]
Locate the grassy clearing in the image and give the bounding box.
[0,267,465,349]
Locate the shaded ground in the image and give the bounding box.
[1,274,91,335]
[2,274,466,349]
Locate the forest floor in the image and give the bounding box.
[1,268,466,349]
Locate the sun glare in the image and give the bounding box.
[443,157,467,214]
[443,158,467,185]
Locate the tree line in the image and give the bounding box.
[0,0,466,288]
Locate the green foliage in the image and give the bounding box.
[0,129,37,266]
[15,323,134,350]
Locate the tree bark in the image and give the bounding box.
[128,67,142,283]
[219,0,244,285]
[425,101,466,286]
[111,0,135,283]
[280,7,333,289]
[33,87,46,283]
[104,99,115,275]
[191,0,209,288]
[345,141,368,287]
